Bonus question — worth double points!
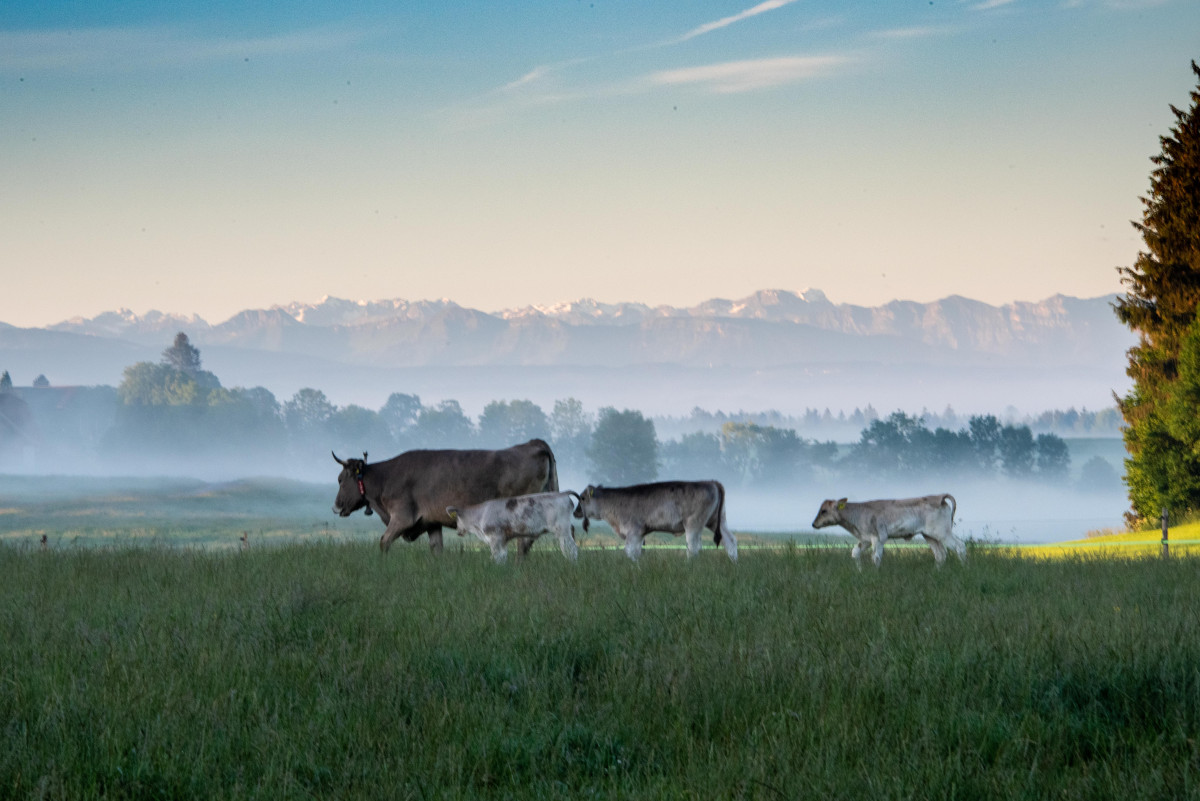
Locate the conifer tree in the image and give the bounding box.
[162,332,202,375]
[1116,61,1200,522]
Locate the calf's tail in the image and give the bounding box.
[565,490,588,533]
[713,482,738,562]
[711,482,735,545]
[943,494,957,522]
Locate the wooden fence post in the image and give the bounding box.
[1162,506,1170,559]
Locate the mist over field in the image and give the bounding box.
[0,290,1134,543]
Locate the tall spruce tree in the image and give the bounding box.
[1115,61,1200,523]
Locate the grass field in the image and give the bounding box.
[3,540,1200,799]
[5,474,1200,798]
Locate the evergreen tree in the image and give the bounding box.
[0,371,10,393]
[1034,433,1071,482]
[1116,62,1200,522]
[162,332,203,375]
[998,425,1035,478]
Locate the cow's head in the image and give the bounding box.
[573,485,599,532]
[332,451,370,517]
[811,498,848,529]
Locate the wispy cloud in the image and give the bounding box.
[1061,0,1170,8]
[0,26,371,73]
[970,0,1017,10]
[868,26,955,40]
[648,55,849,93]
[502,66,553,92]
[676,0,803,43]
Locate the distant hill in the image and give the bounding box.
[0,289,1133,417]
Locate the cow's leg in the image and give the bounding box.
[428,526,444,554]
[927,537,948,566]
[850,540,865,570]
[381,517,419,553]
[684,521,704,559]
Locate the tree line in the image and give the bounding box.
[656,403,1122,441]
[0,332,1124,494]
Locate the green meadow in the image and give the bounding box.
[2,545,1199,797]
[4,476,1200,798]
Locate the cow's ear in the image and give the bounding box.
[837,498,847,510]
[585,486,593,498]
[446,507,458,520]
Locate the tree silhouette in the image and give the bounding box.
[162,332,202,375]
[588,408,658,485]
[1116,62,1200,521]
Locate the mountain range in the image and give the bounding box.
[1,290,1133,417]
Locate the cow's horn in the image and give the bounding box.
[332,451,348,466]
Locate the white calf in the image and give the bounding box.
[447,491,579,564]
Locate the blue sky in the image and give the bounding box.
[1,1,1197,327]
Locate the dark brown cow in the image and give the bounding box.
[332,439,559,553]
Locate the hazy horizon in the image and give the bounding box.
[4,284,1123,329]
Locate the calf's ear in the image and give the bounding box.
[446,507,458,520]
[837,498,848,510]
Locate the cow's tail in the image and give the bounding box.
[541,441,560,493]
[712,482,726,546]
[943,494,957,523]
[713,481,737,562]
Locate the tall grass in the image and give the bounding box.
[2,543,1199,799]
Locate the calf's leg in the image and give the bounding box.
[489,534,509,564]
[623,530,644,562]
[948,534,968,563]
[516,536,535,559]
[556,525,579,562]
[872,535,886,568]
[926,537,948,566]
